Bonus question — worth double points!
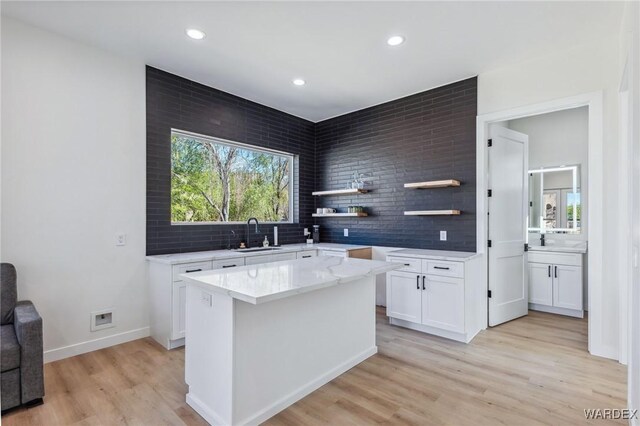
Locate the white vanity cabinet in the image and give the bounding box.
[385,250,482,343]
[528,251,584,318]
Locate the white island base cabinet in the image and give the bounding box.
[386,250,483,343]
[184,275,378,425]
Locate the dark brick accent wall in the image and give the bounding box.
[146,66,315,255]
[314,77,477,251]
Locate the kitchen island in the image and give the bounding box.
[181,256,400,425]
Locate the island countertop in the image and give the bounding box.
[181,256,401,304]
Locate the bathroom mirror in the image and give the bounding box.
[528,165,581,234]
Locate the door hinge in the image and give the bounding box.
[488,290,492,298]
[488,139,493,147]
[488,189,492,197]
[524,243,529,252]
[488,240,492,248]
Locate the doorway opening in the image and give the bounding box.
[487,107,589,350]
[476,92,607,358]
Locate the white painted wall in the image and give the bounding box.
[478,36,621,358]
[1,18,148,361]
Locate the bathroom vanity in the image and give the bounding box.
[528,242,587,318]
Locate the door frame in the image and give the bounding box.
[476,91,607,358]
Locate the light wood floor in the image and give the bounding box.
[3,309,626,425]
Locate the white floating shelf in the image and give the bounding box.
[312,213,368,218]
[312,188,368,196]
[404,179,460,189]
[404,210,461,216]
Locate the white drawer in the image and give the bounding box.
[212,257,245,270]
[319,250,346,258]
[425,260,464,279]
[528,251,582,267]
[386,256,422,273]
[296,250,317,259]
[270,252,297,263]
[172,261,213,282]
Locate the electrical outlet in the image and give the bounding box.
[440,231,447,241]
[116,233,126,246]
[344,228,349,237]
[90,309,115,331]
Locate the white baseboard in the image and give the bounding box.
[186,393,228,426]
[44,326,150,363]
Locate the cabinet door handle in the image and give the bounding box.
[185,268,202,273]
[416,275,420,290]
[554,266,558,278]
[302,255,312,258]
[222,264,237,269]
[433,266,450,270]
[422,275,426,290]
[548,265,551,277]
[404,263,411,266]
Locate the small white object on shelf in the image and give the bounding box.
[404,179,461,189]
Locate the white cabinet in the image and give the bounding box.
[386,271,422,323]
[528,262,553,305]
[296,250,316,259]
[386,253,482,343]
[421,275,464,333]
[527,251,584,317]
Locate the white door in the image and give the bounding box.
[421,275,465,333]
[552,264,583,310]
[528,262,553,306]
[386,271,422,323]
[488,126,529,326]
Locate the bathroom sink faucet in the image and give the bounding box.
[246,217,260,248]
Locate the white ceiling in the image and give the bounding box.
[2,1,624,122]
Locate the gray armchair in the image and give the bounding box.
[1,263,44,412]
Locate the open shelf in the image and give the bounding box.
[404,210,461,216]
[312,213,369,218]
[404,179,460,189]
[312,188,368,196]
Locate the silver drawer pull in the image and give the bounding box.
[185,268,202,273]
[433,266,450,270]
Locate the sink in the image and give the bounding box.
[234,247,283,253]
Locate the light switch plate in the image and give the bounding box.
[344,228,349,237]
[116,233,126,246]
[440,231,447,241]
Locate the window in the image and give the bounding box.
[171,130,294,224]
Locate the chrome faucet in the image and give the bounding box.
[246,218,260,248]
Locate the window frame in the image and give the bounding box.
[170,129,296,225]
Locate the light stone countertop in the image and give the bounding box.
[181,256,402,304]
[145,243,372,265]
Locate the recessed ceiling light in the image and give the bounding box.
[292,79,306,86]
[186,28,206,40]
[387,35,405,46]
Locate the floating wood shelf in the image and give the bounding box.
[312,213,369,218]
[404,210,461,216]
[404,179,460,189]
[312,188,368,196]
